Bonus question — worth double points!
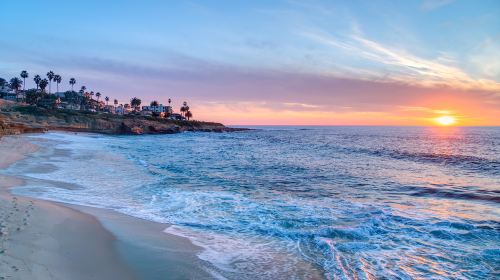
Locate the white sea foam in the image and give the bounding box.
[4,129,499,279]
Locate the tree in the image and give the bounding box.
[180,103,186,117]
[168,98,171,105]
[53,75,62,92]
[130,97,141,111]
[79,86,86,95]
[46,71,54,93]
[64,91,79,105]
[25,89,42,105]
[150,100,159,107]
[185,111,193,120]
[69,78,76,92]
[90,91,94,100]
[114,99,118,107]
[105,96,109,105]
[39,79,49,93]
[33,75,41,90]
[9,77,22,100]
[95,92,101,101]
[180,101,189,117]
[20,71,28,91]
[0,78,6,97]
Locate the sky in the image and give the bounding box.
[1,0,499,125]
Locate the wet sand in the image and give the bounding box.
[0,135,213,280]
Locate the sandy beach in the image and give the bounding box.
[0,135,214,280]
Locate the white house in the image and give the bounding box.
[141,104,172,114]
[115,105,124,115]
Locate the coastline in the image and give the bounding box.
[0,134,214,279]
[0,99,247,138]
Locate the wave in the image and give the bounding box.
[400,185,500,203]
[342,146,500,175]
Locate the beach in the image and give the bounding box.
[0,135,214,280]
[0,128,498,279]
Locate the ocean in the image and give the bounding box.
[4,127,500,279]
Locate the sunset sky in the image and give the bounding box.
[1,0,499,125]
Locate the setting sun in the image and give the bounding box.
[435,116,456,126]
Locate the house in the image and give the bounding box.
[115,105,124,115]
[124,104,132,114]
[0,84,12,95]
[169,113,185,120]
[103,105,116,114]
[116,104,133,115]
[57,101,81,110]
[140,110,153,116]
[2,92,18,101]
[3,91,25,102]
[54,92,66,98]
[141,104,172,115]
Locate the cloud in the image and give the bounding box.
[302,31,500,91]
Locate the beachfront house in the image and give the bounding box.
[141,104,172,115]
[115,104,124,115]
[103,105,116,114]
[2,92,18,101]
[123,104,132,114]
[169,113,185,121]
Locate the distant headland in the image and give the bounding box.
[0,70,245,137]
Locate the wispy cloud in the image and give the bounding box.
[302,31,500,91]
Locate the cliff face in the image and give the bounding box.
[0,101,242,137]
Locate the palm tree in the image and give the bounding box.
[114,99,118,107]
[95,92,101,102]
[150,100,159,107]
[168,98,171,105]
[69,78,76,92]
[185,110,193,121]
[20,71,28,91]
[79,86,86,95]
[39,79,49,93]
[9,77,22,99]
[105,96,109,105]
[46,71,54,93]
[180,101,187,117]
[53,75,62,93]
[33,75,41,90]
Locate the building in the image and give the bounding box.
[115,105,124,115]
[2,91,25,102]
[141,104,172,115]
[58,102,81,110]
[0,84,12,95]
[169,113,185,120]
[124,104,132,114]
[140,110,153,116]
[103,105,116,114]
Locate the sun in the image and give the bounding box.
[434,115,456,126]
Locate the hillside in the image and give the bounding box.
[0,100,243,137]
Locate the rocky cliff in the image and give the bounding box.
[0,100,243,137]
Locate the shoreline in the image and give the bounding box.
[0,99,248,138]
[0,134,214,279]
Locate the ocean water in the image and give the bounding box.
[4,127,500,279]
